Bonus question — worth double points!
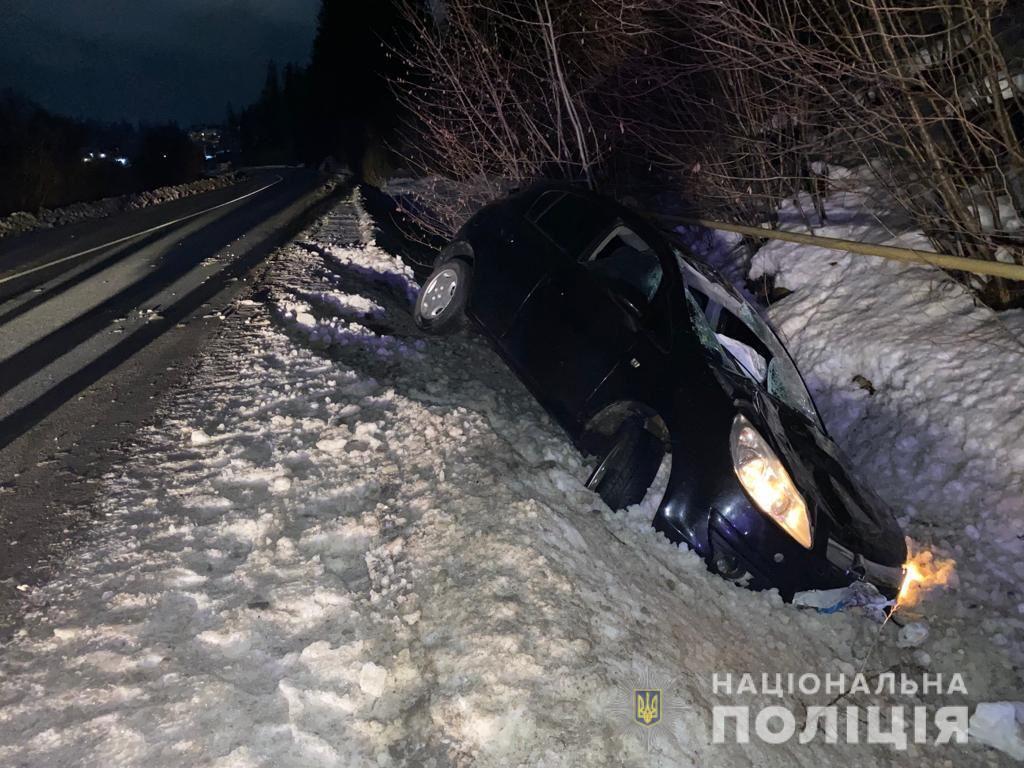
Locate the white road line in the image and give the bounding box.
[0,176,283,287]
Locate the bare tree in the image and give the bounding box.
[653,0,1024,305]
[392,0,1024,305]
[391,0,663,237]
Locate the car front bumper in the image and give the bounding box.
[707,509,904,600]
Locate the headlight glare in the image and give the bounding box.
[730,415,812,548]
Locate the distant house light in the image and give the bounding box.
[98,152,107,159]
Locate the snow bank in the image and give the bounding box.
[971,702,1024,761]
[0,173,243,239]
[0,186,1019,766]
[735,181,1024,697]
[381,173,512,237]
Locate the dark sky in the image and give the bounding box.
[0,0,320,126]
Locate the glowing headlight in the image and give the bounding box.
[729,415,812,549]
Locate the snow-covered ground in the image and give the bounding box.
[0,185,1021,766]
[0,173,242,239]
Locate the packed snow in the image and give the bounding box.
[0,184,1021,766]
[0,173,243,239]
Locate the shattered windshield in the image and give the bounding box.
[676,252,822,428]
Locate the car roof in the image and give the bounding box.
[519,183,738,288]
[519,182,667,244]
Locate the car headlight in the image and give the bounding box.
[729,415,812,548]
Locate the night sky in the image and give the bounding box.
[0,0,320,126]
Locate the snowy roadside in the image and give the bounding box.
[0,187,1020,766]
[0,173,244,239]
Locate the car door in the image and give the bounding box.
[465,191,562,337]
[496,191,609,388]
[510,218,671,432]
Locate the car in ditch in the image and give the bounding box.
[412,184,907,599]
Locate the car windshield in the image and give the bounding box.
[674,251,822,428]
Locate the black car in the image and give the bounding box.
[413,184,907,599]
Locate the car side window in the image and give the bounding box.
[528,191,608,257]
[583,226,663,304]
[716,308,772,364]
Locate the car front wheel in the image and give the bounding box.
[586,418,664,511]
[414,258,472,334]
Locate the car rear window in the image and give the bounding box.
[528,191,607,256]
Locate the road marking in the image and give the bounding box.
[0,176,283,287]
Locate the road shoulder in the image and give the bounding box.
[0,175,351,640]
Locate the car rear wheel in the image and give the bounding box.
[586,418,664,510]
[415,258,472,334]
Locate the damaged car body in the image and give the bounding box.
[413,185,907,599]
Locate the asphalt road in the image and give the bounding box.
[0,167,342,635]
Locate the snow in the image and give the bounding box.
[382,173,515,238]
[0,173,243,239]
[971,703,1024,761]
[0,184,1021,765]
[740,178,1024,700]
[897,622,929,648]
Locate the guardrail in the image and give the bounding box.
[649,213,1024,282]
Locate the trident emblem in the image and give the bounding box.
[635,689,662,726]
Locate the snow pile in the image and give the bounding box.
[381,173,512,237]
[307,289,386,320]
[971,702,1024,760]
[0,173,243,239]
[734,177,1024,695]
[0,186,1020,766]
